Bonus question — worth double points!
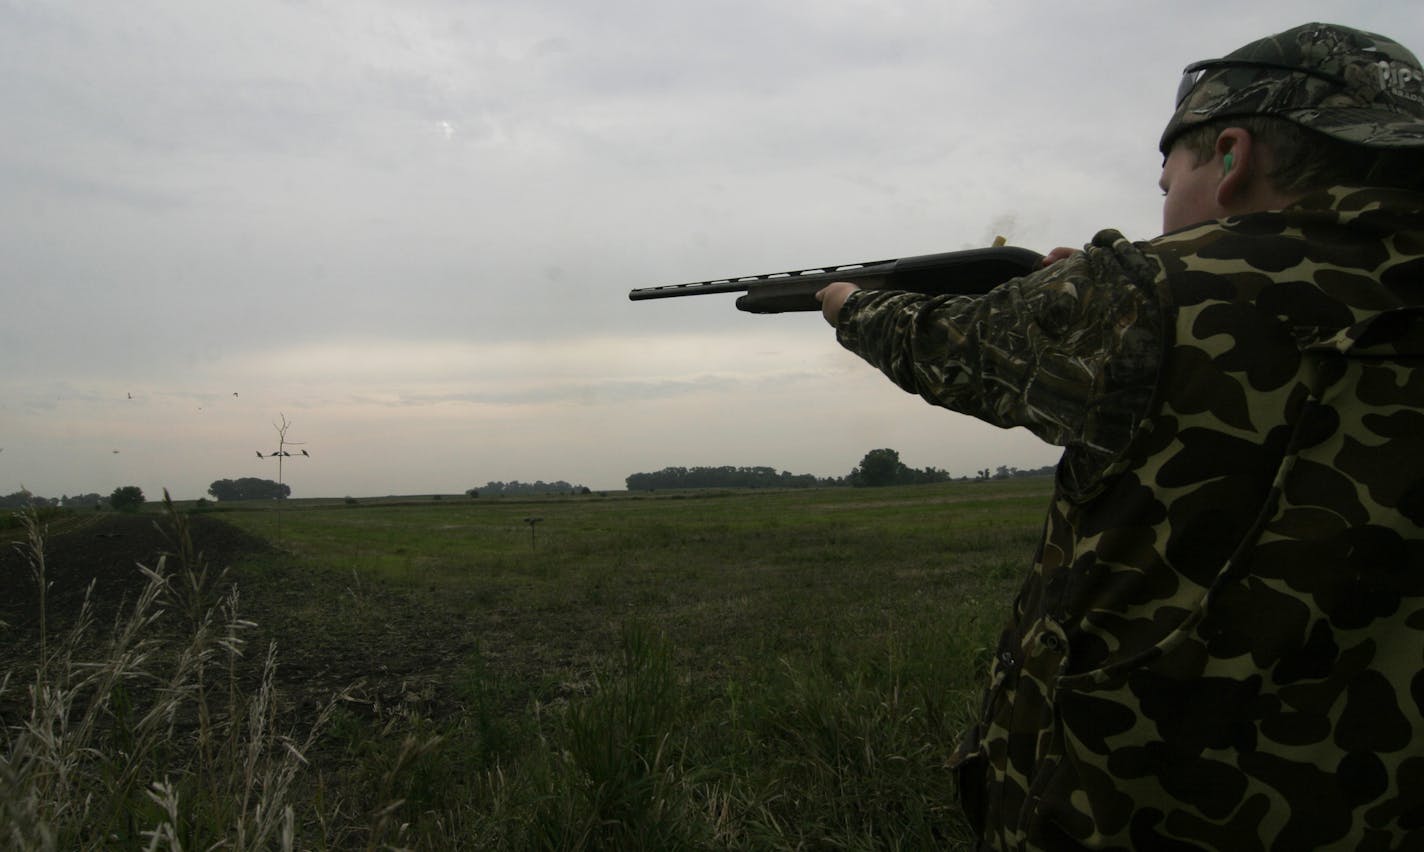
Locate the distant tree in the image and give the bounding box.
[853,449,909,487]
[0,489,36,509]
[624,466,831,491]
[467,480,586,497]
[61,492,105,509]
[208,477,291,501]
[110,486,145,512]
[843,449,954,488]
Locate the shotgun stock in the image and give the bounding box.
[628,245,1043,313]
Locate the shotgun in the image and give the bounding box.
[628,244,1043,314]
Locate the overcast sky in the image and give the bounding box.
[3,1,1420,499]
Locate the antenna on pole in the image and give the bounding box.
[256,412,310,544]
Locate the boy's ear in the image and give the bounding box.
[1214,127,1253,207]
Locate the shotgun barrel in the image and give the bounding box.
[628,245,1043,313]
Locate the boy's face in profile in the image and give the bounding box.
[1158,142,1223,233]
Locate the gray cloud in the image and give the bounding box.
[2,0,1418,497]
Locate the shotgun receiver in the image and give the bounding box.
[628,244,1043,314]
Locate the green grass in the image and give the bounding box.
[4,478,1052,849]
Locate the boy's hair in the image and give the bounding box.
[1176,116,1424,194]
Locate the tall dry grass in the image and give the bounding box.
[0,496,349,851]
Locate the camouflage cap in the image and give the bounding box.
[1160,22,1424,154]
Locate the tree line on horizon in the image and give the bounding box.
[0,489,141,510]
[621,450,934,491]
[3,451,1055,510]
[624,449,1056,491]
[466,480,590,497]
[0,490,109,510]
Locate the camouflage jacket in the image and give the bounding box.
[835,186,1424,851]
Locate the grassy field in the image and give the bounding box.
[3,478,1052,850]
